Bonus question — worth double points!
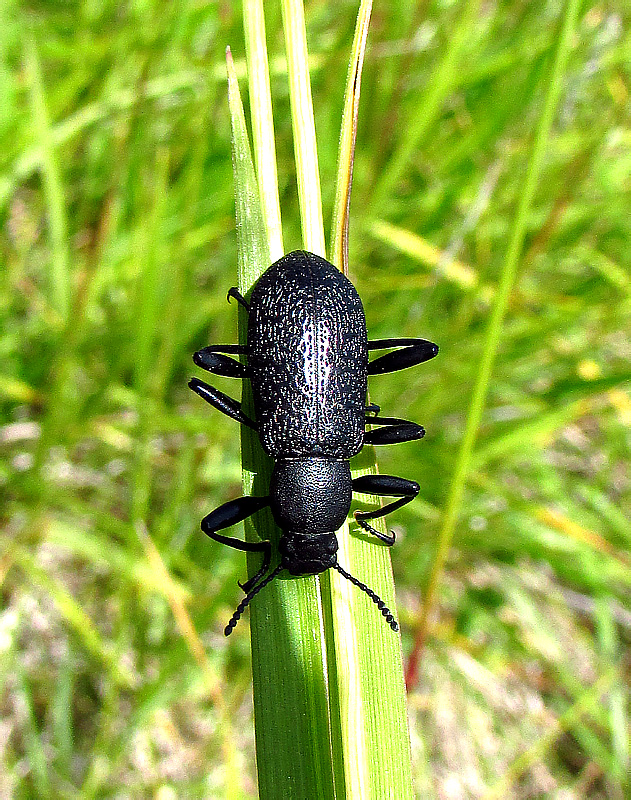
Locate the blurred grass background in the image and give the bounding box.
[1,0,630,797]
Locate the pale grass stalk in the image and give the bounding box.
[280,0,326,256]
[243,0,284,260]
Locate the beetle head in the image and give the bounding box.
[278,531,338,575]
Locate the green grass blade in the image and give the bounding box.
[226,48,335,799]
[243,0,284,261]
[595,598,630,784]
[13,546,134,688]
[367,218,480,292]
[51,657,74,777]
[280,0,325,256]
[0,58,327,213]
[372,0,483,209]
[15,659,51,797]
[132,148,170,525]
[24,36,70,325]
[409,0,583,677]
[325,462,415,799]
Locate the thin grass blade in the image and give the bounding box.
[330,0,372,274]
[243,0,284,261]
[595,598,630,784]
[280,0,325,256]
[367,218,480,292]
[15,660,51,797]
[483,669,617,800]
[132,149,170,525]
[407,0,584,686]
[372,0,483,209]
[13,546,134,688]
[24,36,70,325]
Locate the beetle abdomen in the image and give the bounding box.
[248,251,368,459]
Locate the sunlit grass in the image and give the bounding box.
[1,0,629,796]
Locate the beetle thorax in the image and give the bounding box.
[269,458,351,574]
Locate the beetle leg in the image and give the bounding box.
[227,287,250,312]
[365,402,381,415]
[201,495,272,592]
[189,377,257,429]
[364,415,425,445]
[193,345,249,378]
[367,338,438,375]
[351,475,420,544]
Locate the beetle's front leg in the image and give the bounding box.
[351,474,420,545]
[201,495,272,592]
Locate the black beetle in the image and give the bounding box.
[190,250,437,634]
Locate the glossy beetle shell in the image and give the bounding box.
[247,250,368,459]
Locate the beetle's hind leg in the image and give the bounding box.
[189,377,257,429]
[227,287,250,312]
[364,414,425,445]
[201,495,272,593]
[367,338,438,375]
[351,474,420,545]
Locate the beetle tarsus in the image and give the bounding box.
[227,286,250,311]
[354,512,396,545]
[225,563,284,636]
[352,474,420,544]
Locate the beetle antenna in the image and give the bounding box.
[224,563,284,636]
[333,562,399,632]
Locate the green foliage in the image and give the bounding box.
[1,1,629,797]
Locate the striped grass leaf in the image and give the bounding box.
[225,48,335,799]
[243,0,284,261]
[280,0,325,256]
[330,0,372,275]
[327,1,415,797]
